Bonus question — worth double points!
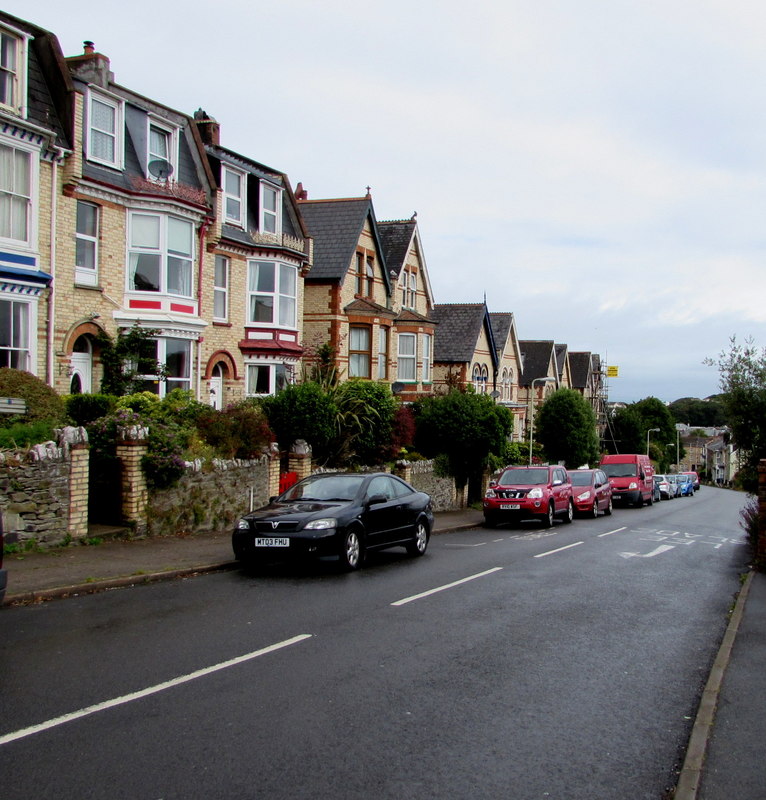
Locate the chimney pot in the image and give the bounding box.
[83,41,95,54]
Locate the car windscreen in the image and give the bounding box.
[282,474,365,502]
[602,463,637,478]
[570,472,593,486]
[500,468,549,485]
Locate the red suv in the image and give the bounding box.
[483,465,574,528]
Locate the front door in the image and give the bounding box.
[70,352,92,394]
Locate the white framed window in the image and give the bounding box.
[147,118,178,179]
[472,364,482,393]
[0,141,33,246]
[86,90,123,169]
[260,182,281,235]
[349,325,371,379]
[246,362,290,396]
[128,212,194,297]
[247,260,297,328]
[408,271,417,308]
[75,201,99,286]
[421,333,432,383]
[134,336,192,397]
[0,27,26,114]
[378,326,388,379]
[214,254,229,321]
[0,296,30,369]
[223,166,246,227]
[397,333,416,382]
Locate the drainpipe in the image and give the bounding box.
[47,148,65,386]
[195,217,212,401]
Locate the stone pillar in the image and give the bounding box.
[393,461,412,483]
[288,439,313,481]
[267,445,281,499]
[758,460,766,568]
[116,425,149,536]
[67,445,90,540]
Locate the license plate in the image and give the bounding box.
[500,504,521,510]
[255,537,290,547]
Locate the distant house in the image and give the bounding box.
[554,343,572,389]
[298,194,435,396]
[489,312,524,439]
[519,340,559,435]
[431,302,497,395]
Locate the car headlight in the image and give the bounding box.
[528,488,543,499]
[628,482,638,490]
[236,518,250,530]
[304,518,337,530]
[485,489,497,498]
[576,491,592,502]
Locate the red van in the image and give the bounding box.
[600,454,654,507]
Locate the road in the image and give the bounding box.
[0,487,749,799]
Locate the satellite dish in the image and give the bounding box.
[148,159,174,180]
[490,390,501,398]
[391,382,405,394]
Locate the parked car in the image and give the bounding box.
[568,468,613,518]
[654,474,673,500]
[652,477,661,503]
[675,473,694,497]
[600,453,654,507]
[683,471,701,491]
[232,472,433,571]
[483,465,574,528]
[665,474,681,497]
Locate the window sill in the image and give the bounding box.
[213,320,232,327]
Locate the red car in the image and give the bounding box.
[568,468,613,518]
[483,465,574,528]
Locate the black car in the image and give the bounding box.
[232,472,434,570]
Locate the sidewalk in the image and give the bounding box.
[1,508,485,604]
[1,507,760,800]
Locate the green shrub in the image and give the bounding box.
[195,401,274,459]
[0,420,57,449]
[0,368,65,428]
[333,380,396,465]
[65,393,117,426]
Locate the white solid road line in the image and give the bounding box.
[391,567,503,606]
[598,526,627,537]
[0,634,313,747]
[534,541,584,558]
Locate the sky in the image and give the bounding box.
[9,0,766,403]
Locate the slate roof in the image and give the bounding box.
[378,219,417,279]
[298,197,389,292]
[519,340,556,386]
[432,303,497,366]
[489,313,514,361]
[568,352,593,390]
[555,343,568,380]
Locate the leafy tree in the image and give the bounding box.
[668,396,726,427]
[0,368,66,428]
[605,405,644,454]
[707,336,766,492]
[260,382,338,462]
[332,380,396,465]
[413,390,513,496]
[535,388,600,468]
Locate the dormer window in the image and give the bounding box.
[260,182,281,235]
[86,90,124,169]
[147,118,177,179]
[222,166,245,227]
[0,28,25,114]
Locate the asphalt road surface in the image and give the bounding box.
[0,487,749,799]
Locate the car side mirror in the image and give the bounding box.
[367,493,388,506]
[489,479,498,487]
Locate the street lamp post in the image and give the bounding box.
[646,427,660,456]
[529,377,555,465]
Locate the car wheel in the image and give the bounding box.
[634,494,643,508]
[406,520,430,556]
[604,497,613,515]
[339,529,363,570]
[542,502,555,528]
[563,499,574,523]
[591,499,599,519]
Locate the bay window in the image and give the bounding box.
[129,212,193,297]
[75,201,99,285]
[246,362,290,396]
[247,260,297,327]
[397,333,416,382]
[421,333,432,382]
[134,336,191,397]
[214,255,229,321]
[349,325,371,378]
[378,326,389,379]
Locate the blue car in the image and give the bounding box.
[675,474,694,497]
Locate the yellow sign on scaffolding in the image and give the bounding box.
[607,366,619,377]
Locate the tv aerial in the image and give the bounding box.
[148,159,174,180]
